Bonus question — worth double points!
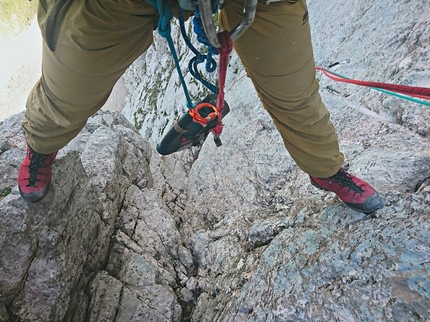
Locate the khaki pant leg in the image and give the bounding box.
[219,0,344,177]
[23,0,157,154]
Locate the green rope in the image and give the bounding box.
[323,69,430,107]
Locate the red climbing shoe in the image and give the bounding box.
[18,145,57,203]
[310,168,384,214]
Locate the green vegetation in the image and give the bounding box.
[133,107,147,131]
[2,188,11,197]
[132,59,176,130]
[0,0,38,38]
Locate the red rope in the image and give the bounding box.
[212,30,233,138]
[316,67,430,100]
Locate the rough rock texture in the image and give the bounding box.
[1,0,430,321]
[0,112,187,321]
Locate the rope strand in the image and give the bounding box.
[317,67,430,106]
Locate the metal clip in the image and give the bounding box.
[197,0,258,48]
[214,136,222,147]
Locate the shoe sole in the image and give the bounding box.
[19,182,51,204]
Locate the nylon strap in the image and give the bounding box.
[212,30,233,137]
[149,0,194,107]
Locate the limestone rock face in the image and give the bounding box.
[1,102,429,321]
[1,0,430,321]
[0,111,184,322]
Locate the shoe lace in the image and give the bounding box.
[329,169,363,194]
[27,151,54,186]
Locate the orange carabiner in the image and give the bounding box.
[189,102,218,126]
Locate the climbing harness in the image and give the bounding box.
[317,66,430,107]
[148,0,257,155]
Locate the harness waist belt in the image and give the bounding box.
[260,0,298,5]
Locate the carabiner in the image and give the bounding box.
[189,102,218,126]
